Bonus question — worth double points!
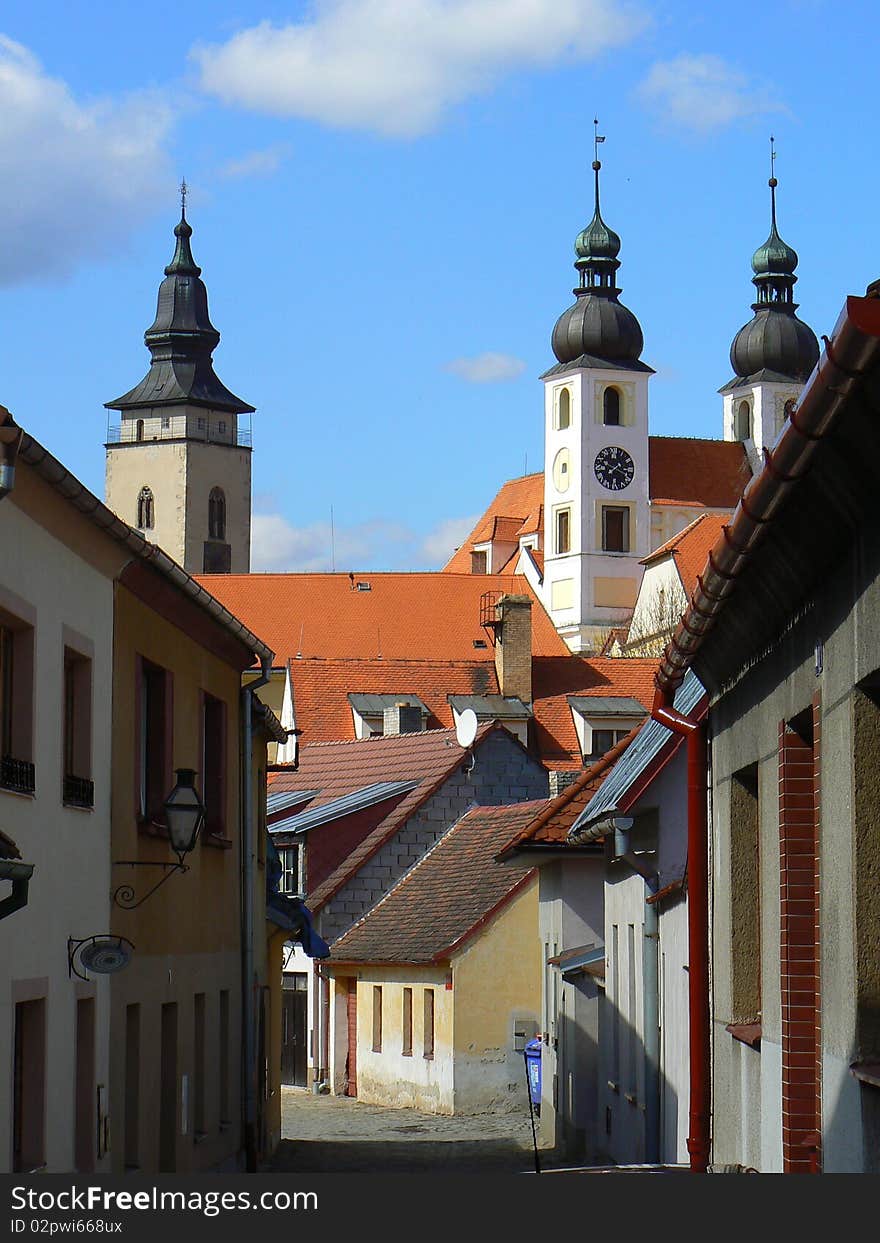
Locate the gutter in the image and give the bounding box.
[241,654,272,1171]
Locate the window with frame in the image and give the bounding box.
[601,505,629,553]
[555,507,571,555]
[278,844,302,896]
[201,692,226,835]
[603,387,621,426]
[136,487,154,531]
[402,988,413,1056]
[585,726,631,763]
[63,647,93,807]
[372,986,383,1053]
[0,612,35,795]
[734,400,752,441]
[471,549,488,574]
[423,989,435,1059]
[138,657,171,822]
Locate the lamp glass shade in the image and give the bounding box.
[164,768,205,856]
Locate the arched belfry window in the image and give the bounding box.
[557,388,571,430]
[137,487,154,530]
[603,387,621,426]
[209,487,226,541]
[735,400,752,441]
[135,419,145,442]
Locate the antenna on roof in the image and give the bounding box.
[330,505,336,573]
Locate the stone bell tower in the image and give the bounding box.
[105,187,254,573]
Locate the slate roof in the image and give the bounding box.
[330,802,541,964]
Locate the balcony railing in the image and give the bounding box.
[1,755,35,795]
[64,774,94,809]
[106,413,252,448]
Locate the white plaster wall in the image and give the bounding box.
[106,440,188,566]
[626,557,687,651]
[0,500,115,1173]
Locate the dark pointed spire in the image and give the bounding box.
[106,195,254,415]
[550,125,645,368]
[726,139,818,386]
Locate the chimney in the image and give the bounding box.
[494,594,532,703]
[383,703,423,736]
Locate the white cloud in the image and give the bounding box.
[193,0,648,137]
[419,514,479,565]
[217,144,290,180]
[252,510,480,571]
[445,352,527,383]
[637,53,786,134]
[0,36,175,285]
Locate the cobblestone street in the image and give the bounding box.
[267,1087,550,1173]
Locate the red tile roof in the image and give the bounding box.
[648,437,750,510]
[530,655,658,769]
[330,802,540,963]
[443,475,544,572]
[495,727,642,857]
[442,441,748,576]
[196,571,567,665]
[641,512,731,599]
[271,722,508,911]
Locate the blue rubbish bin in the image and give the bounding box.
[524,1038,542,1115]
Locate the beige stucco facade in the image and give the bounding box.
[0,461,124,1173]
[327,879,541,1115]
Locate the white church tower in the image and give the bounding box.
[541,135,653,653]
[721,143,819,460]
[105,189,254,574]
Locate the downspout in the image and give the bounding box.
[241,654,272,1172]
[573,816,661,1165]
[651,690,709,1173]
[613,824,660,1166]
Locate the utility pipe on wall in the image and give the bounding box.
[651,692,709,1173]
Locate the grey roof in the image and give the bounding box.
[348,693,429,716]
[570,670,706,836]
[267,788,320,816]
[269,780,419,837]
[448,694,531,719]
[540,353,654,379]
[567,696,647,717]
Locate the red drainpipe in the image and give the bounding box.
[652,688,710,1173]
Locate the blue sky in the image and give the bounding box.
[0,1,874,570]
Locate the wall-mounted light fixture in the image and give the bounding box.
[113,768,205,909]
[0,405,23,502]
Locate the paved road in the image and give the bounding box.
[267,1086,548,1173]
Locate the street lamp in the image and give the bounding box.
[113,769,206,909]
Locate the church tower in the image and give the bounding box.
[540,134,653,653]
[721,143,818,457]
[105,192,254,574]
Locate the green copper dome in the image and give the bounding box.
[575,211,621,265]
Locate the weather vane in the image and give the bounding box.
[593,118,606,166]
[769,136,777,185]
[180,177,188,217]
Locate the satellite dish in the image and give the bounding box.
[455,708,479,749]
[69,936,134,981]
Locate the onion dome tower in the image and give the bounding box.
[721,140,819,452]
[105,184,254,574]
[540,126,652,655]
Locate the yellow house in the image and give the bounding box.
[326,802,542,1115]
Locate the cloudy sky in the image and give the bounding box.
[0,1,873,570]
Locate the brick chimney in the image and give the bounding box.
[383,703,423,735]
[494,594,532,704]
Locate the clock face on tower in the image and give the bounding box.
[593,445,634,492]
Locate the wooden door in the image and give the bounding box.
[281,989,308,1087]
[345,979,357,1097]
